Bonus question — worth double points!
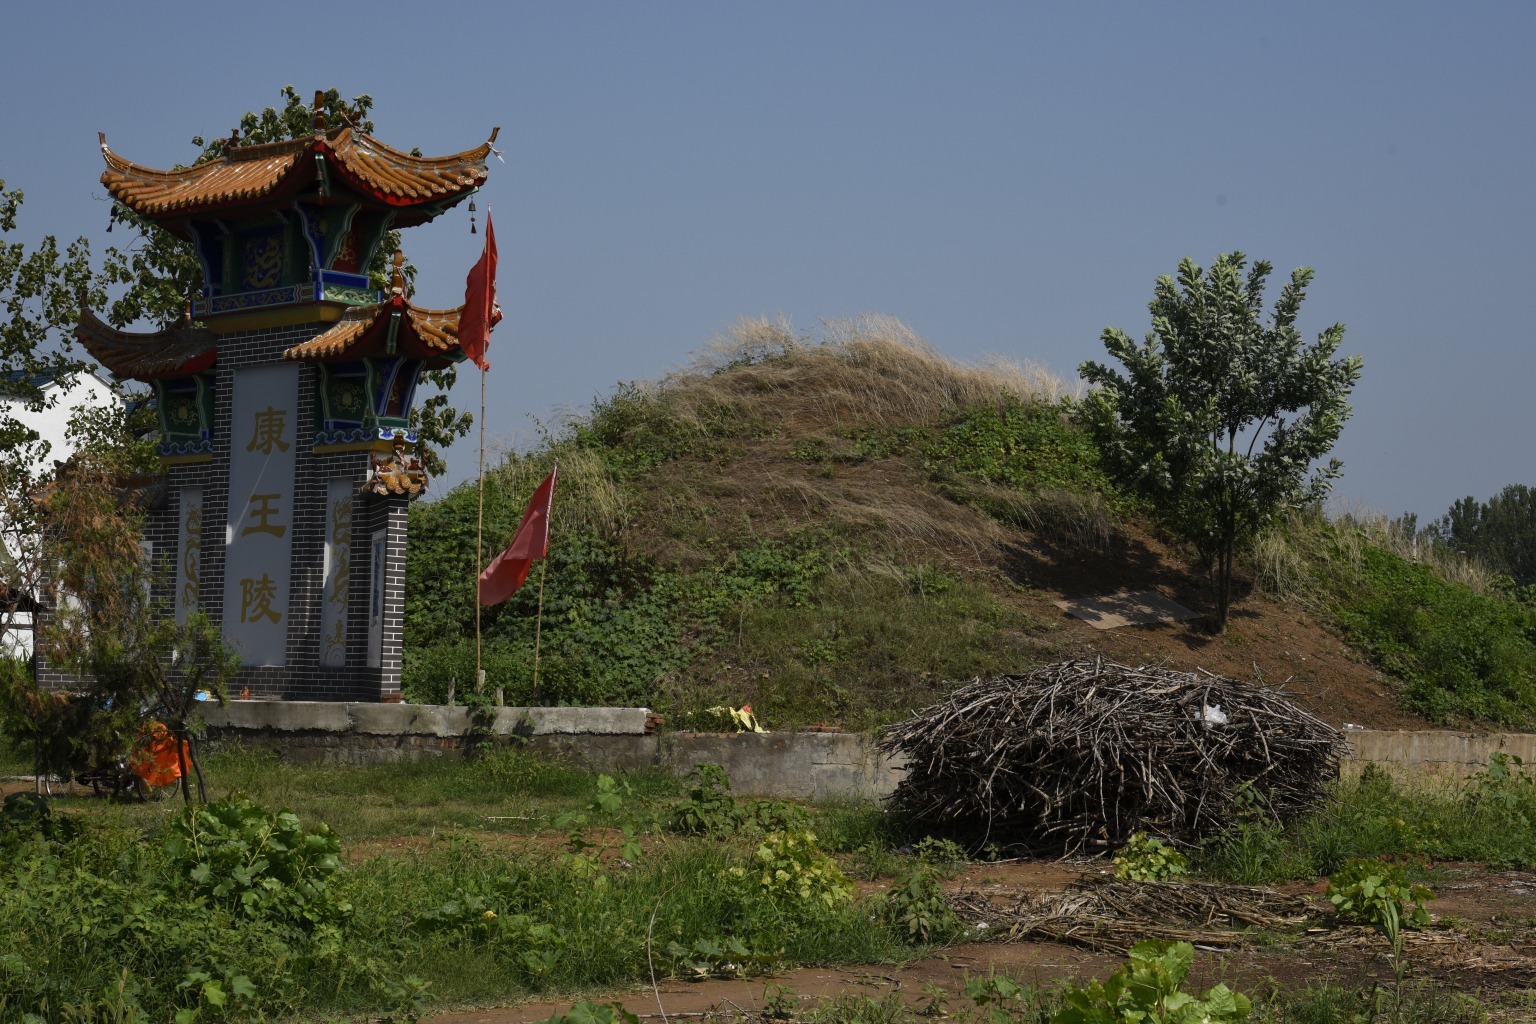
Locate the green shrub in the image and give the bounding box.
[1462,752,1536,831]
[1112,833,1189,882]
[165,797,348,930]
[665,764,810,837]
[735,830,856,913]
[1053,940,1251,1024]
[1326,857,1432,931]
[913,835,969,875]
[882,863,960,942]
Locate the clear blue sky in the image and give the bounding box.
[4,1,1531,521]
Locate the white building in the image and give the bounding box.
[0,368,119,658]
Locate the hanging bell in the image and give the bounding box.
[469,197,477,234]
[106,206,115,233]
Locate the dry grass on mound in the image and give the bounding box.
[660,313,1073,435]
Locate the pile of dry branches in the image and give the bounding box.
[880,659,1344,853]
[948,876,1316,952]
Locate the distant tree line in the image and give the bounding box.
[1402,484,1536,586]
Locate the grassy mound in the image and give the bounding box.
[406,314,1536,731]
[406,316,1104,727]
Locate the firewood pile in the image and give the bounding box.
[879,658,1344,853]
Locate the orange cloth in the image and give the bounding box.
[130,723,188,787]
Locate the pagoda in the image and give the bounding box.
[58,93,496,701]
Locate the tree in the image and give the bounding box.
[2,167,240,803]
[0,181,112,662]
[1433,485,1536,585]
[1079,253,1363,631]
[0,401,238,802]
[102,85,473,477]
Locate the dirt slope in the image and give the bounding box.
[996,522,1425,731]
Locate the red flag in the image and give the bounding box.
[479,466,557,605]
[459,211,499,372]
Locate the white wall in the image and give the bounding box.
[0,371,120,658]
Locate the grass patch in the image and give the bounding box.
[42,745,683,842]
[1333,544,1536,725]
[1196,761,1536,883]
[0,759,922,1021]
[687,570,1049,731]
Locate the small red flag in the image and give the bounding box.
[479,466,557,605]
[459,211,499,372]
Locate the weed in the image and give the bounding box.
[1112,832,1190,882]
[663,936,780,980]
[1462,752,1536,840]
[665,764,810,837]
[763,982,799,1020]
[882,863,960,942]
[165,796,349,930]
[850,842,901,881]
[541,1001,640,1024]
[735,830,857,913]
[912,835,969,875]
[1054,940,1251,1024]
[1327,857,1433,929]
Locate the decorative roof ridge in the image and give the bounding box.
[213,130,337,163]
[283,297,465,363]
[76,303,215,345]
[342,127,500,171]
[99,132,221,183]
[76,304,217,380]
[99,124,496,181]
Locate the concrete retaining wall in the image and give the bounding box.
[1342,730,1536,781]
[199,703,1533,800]
[662,732,906,803]
[199,701,903,801]
[199,701,654,763]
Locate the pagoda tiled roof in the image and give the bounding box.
[282,295,466,366]
[75,306,217,380]
[100,126,495,229]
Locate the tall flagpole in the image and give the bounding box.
[532,560,547,702]
[475,367,486,696]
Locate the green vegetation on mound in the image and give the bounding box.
[1251,514,1536,727]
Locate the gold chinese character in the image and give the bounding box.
[240,574,282,624]
[241,493,287,538]
[246,406,290,454]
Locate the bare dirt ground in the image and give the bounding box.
[430,859,1536,1024]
